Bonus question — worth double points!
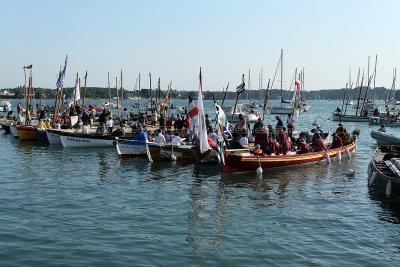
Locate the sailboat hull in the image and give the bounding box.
[16,125,37,140]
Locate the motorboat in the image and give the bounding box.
[222,104,261,123]
[371,130,400,146]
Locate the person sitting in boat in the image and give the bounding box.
[330,133,343,149]
[297,138,310,154]
[135,126,148,141]
[147,130,154,142]
[36,119,46,130]
[335,122,348,141]
[252,144,263,156]
[174,114,184,134]
[299,131,312,144]
[45,119,52,129]
[208,127,218,144]
[287,114,295,138]
[373,108,380,116]
[276,127,292,155]
[184,116,191,135]
[154,129,166,144]
[377,124,386,133]
[228,132,244,149]
[335,107,341,114]
[171,132,183,145]
[275,116,283,131]
[312,133,327,152]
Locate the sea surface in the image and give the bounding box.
[0,99,399,267]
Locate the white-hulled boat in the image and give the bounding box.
[371,130,400,146]
[60,132,115,148]
[115,138,148,158]
[222,104,261,123]
[332,112,370,122]
[10,123,19,138]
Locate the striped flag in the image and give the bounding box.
[236,75,246,95]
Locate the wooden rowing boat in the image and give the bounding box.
[221,142,357,174]
[368,146,400,199]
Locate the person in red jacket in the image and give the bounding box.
[330,133,343,149]
[312,133,327,152]
[335,122,348,141]
[297,138,310,154]
[276,128,292,155]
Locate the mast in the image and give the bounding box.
[83,71,87,107]
[373,54,378,89]
[280,49,283,107]
[137,73,141,114]
[120,70,123,111]
[108,72,111,115]
[355,70,364,116]
[115,76,118,112]
[221,82,229,107]
[149,72,152,111]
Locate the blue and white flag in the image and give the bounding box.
[236,80,245,96]
[56,55,68,88]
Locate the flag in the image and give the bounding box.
[195,70,211,153]
[72,74,81,104]
[236,81,245,95]
[23,64,33,69]
[295,80,301,91]
[84,71,87,80]
[215,103,227,127]
[187,96,199,118]
[56,55,68,88]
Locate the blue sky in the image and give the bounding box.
[1,0,398,91]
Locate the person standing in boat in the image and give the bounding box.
[205,114,211,130]
[98,109,107,134]
[275,116,283,131]
[287,114,295,137]
[228,132,244,149]
[151,109,159,127]
[267,124,276,140]
[106,116,114,133]
[377,124,386,132]
[120,108,129,126]
[237,114,247,131]
[335,122,348,141]
[252,118,263,136]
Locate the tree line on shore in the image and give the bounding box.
[0,86,397,101]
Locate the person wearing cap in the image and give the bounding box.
[330,133,343,149]
[335,122,348,141]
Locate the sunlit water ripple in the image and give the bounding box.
[0,99,399,266]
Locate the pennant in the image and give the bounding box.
[23,64,33,69]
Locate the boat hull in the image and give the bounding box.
[222,142,356,174]
[60,133,115,148]
[369,146,400,200]
[16,125,37,140]
[370,130,400,146]
[36,129,49,143]
[269,106,295,114]
[332,113,370,122]
[46,129,62,145]
[116,139,148,158]
[147,143,197,161]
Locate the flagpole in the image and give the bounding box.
[262,79,270,122]
[221,82,229,107]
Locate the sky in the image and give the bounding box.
[1,0,399,92]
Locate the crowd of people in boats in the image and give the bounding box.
[5,102,358,156]
[224,114,357,156]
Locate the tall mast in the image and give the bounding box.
[138,73,141,113]
[108,72,111,115]
[373,54,378,89]
[280,49,283,107]
[83,71,87,107]
[120,70,123,110]
[149,72,152,111]
[115,76,118,112]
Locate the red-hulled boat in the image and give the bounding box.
[221,142,357,174]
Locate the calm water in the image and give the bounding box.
[0,99,399,266]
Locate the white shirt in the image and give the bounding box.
[154,134,166,144]
[106,119,114,127]
[172,135,182,145]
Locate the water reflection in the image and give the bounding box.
[368,188,400,224]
